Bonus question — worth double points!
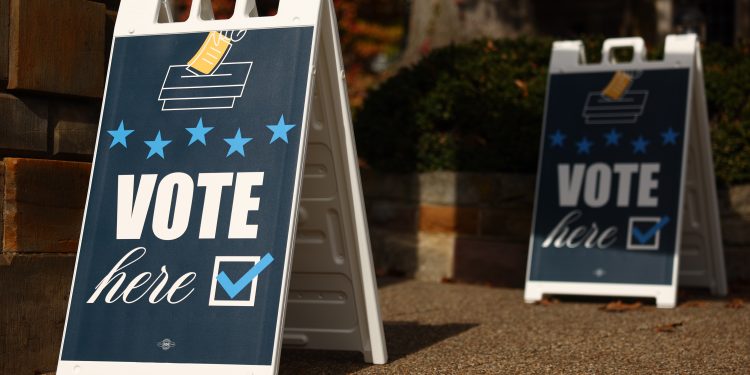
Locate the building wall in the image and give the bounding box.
[0,1,114,374]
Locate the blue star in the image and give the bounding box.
[604,129,622,146]
[186,117,214,146]
[661,128,680,145]
[266,115,297,144]
[224,129,253,157]
[108,120,134,149]
[144,131,172,159]
[549,130,566,147]
[576,137,593,154]
[632,136,649,154]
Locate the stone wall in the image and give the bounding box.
[0,1,116,374]
[362,170,750,285]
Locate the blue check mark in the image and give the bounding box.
[216,253,274,299]
[632,216,671,244]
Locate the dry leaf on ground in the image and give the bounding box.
[440,277,456,284]
[656,322,684,333]
[535,297,560,306]
[601,300,642,312]
[681,300,708,308]
[726,298,745,309]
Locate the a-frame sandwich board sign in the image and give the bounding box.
[524,35,728,309]
[57,0,387,373]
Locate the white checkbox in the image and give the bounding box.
[209,256,260,307]
[626,216,661,251]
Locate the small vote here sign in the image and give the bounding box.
[528,69,689,285]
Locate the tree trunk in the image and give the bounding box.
[400,0,534,66]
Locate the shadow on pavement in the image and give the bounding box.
[383,321,478,362]
[279,321,477,373]
[376,276,411,288]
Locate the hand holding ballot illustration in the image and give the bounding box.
[159,30,253,111]
[187,30,247,75]
[602,71,633,100]
[583,70,647,125]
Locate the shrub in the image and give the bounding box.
[355,38,750,185]
[355,38,550,173]
[703,43,750,185]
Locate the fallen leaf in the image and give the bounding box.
[514,79,529,97]
[680,300,708,308]
[440,277,456,284]
[601,300,642,312]
[535,297,559,306]
[484,40,496,52]
[726,298,745,309]
[656,321,684,333]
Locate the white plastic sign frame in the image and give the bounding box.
[57,0,387,374]
[524,34,727,309]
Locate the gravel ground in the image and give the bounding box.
[280,279,750,374]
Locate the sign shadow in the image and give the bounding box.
[280,321,477,372]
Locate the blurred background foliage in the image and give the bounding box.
[704,43,750,184]
[356,38,549,174]
[355,38,750,185]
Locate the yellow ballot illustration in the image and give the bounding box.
[602,70,633,100]
[159,30,253,111]
[187,31,233,75]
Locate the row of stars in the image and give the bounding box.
[548,128,680,155]
[107,115,296,159]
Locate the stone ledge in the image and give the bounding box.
[361,170,536,207]
[364,171,750,283]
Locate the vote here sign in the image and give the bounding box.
[527,68,690,286]
[59,27,313,366]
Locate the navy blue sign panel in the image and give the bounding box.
[529,69,690,285]
[61,27,313,365]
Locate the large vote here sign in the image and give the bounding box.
[522,35,730,309]
[58,1,388,373]
[58,22,313,372]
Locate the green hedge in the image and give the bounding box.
[354,38,750,185]
[703,45,750,184]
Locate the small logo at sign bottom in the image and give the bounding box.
[157,338,176,351]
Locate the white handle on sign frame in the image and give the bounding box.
[188,0,258,21]
[548,34,697,74]
[188,0,213,20]
[233,0,259,19]
[601,37,646,64]
[117,0,321,37]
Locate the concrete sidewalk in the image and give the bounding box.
[280,279,749,374]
